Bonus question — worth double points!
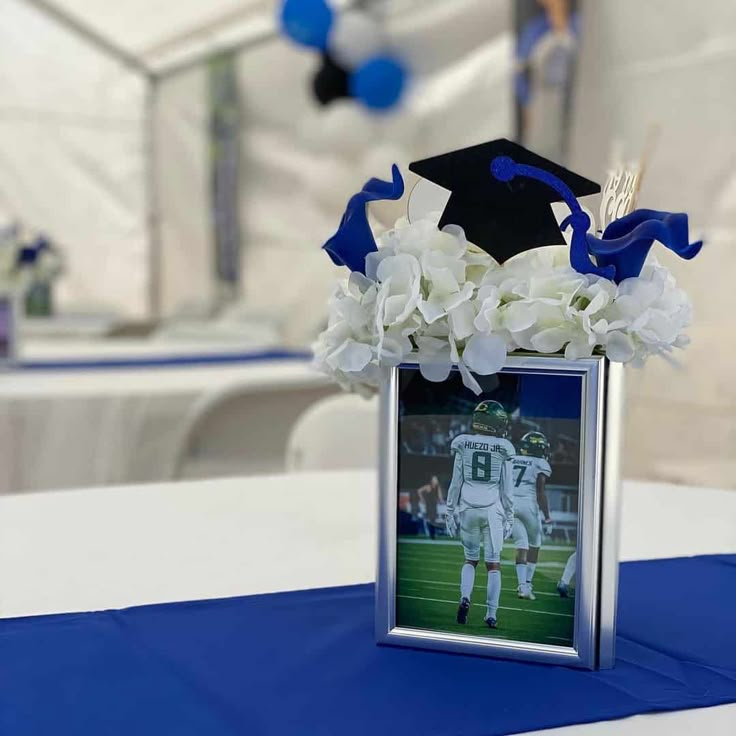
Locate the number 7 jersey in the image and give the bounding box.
[510,454,552,500]
[449,433,516,509]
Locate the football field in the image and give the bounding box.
[396,537,576,646]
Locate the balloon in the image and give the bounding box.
[327,10,385,70]
[279,0,333,49]
[350,56,407,111]
[312,54,350,106]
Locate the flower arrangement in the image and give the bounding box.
[313,141,702,394]
[0,225,64,295]
[314,218,693,394]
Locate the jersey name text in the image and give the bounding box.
[463,440,504,452]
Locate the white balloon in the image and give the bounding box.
[328,11,386,70]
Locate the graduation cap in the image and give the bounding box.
[408,138,600,263]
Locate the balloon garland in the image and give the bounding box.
[279,0,408,112]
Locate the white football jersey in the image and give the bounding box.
[509,454,552,501]
[449,433,516,508]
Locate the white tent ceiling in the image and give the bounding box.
[23,0,497,75]
[25,0,328,74]
[2,0,513,320]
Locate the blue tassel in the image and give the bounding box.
[322,164,404,274]
[492,156,702,283]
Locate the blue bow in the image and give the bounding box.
[491,156,702,283]
[579,209,702,282]
[322,164,404,274]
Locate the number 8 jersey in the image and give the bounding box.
[448,433,516,509]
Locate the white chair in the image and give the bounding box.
[286,393,379,472]
[172,377,339,480]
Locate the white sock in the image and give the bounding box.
[515,563,527,588]
[460,563,476,600]
[486,570,501,619]
[526,562,537,586]
[561,552,577,586]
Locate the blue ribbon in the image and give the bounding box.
[490,156,702,283]
[322,164,404,274]
[585,209,702,282]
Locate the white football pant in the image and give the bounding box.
[512,498,542,550]
[460,505,504,563]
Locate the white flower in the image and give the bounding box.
[462,334,507,375]
[375,252,421,327]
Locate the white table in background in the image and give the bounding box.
[0,472,734,734]
[0,356,331,494]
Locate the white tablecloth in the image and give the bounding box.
[0,472,734,734]
[0,355,330,493]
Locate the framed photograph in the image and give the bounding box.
[376,355,623,669]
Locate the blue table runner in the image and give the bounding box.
[1,555,734,735]
[18,348,311,371]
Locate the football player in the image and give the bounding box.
[445,400,515,629]
[557,552,576,597]
[510,431,553,601]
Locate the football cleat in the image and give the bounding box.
[517,585,536,601]
[456,597,471,624]
[485,616,497,629]
[557,582,569,598]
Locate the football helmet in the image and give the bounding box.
[471,400,509,436]
[519,431,550,458]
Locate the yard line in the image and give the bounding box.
[399,577,563,597]
[398,556,565,570]
[399,538,576,552]
[398,594,574,618]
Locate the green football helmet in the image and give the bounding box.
[519,431,550,459]
[471,400,509,436]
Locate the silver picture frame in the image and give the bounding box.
[376,354,624,670]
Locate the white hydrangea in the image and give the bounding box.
[313,218,694,394]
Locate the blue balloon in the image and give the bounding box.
[350,56,406,111]
[280,0,333,49]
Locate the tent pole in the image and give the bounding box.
[23,0,152,78]
[145,76,162,321]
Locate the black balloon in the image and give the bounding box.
[312,54,350,106]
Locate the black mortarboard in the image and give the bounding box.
[408,138,600,263]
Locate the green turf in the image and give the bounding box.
[396,536,576,646]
